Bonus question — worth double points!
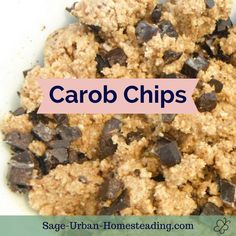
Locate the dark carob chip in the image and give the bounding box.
[202,36,218,57]
[45,148,69,170]
[220,180,236,208]
[68,150,88,164]
[8,166,33,193]
[5,132,33,151]
[99,118,122,158]
[151,4,162,23]
[135,21,158,43]
[158,20,178,38]
[208,79,223,93]
[163,50,182,64]
[181,55,209,78]
[201,202,224,215]
[152,139,182,167]
[152,173,165,182]
[56,125,81,141]
[8,151,34,193]
[96,54,110,74]
[161,114,176,124]
[29,109,52,125]
[99,174,124,201]
[32,122,56,142]
[126,131,144,144]
[99,189,130,215]
[48,139,70,149]
[205,0,215,9]
[11,107,26,116]
[11,150,34,164]
[214,18,233,37]
[105,48,128,67]
[195,92,217,112]
[54,114,69,125]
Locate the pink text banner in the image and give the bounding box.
[38,79,199,114]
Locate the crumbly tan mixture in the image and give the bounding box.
[1,0,236,216]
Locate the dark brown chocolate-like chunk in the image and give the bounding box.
[191,208,201,215]
[208,79,223,93]
[195,92,217,112]
[8,151,34,193]
[205,0,215,9]
[48,139,70,149]
[96,54,110,74]
[163,50,182,64]
[5,132,33,151]
[201,202,224,215]
[152,173,165,182]
[32,122,55,142]
[158,20,178,38]
[201,35,218,57]
[135,21,158,44]
[214,18,233,37]
[161,114,176,124]
[45,148,69,171]
[56,125,81,141]
[99,175,124,201]
[126,131,144,144]
[54,114,69,125]
[29,109,52,125]
[11,107,26,116]
[102,118,122,136]
[8,166,33,193]
[105,48,128,67]
[151,4,162,23]
[88,25,105,43]
[11,150,34,164]
[99,189,130,215]
[153,139,182,167]
[99,118,122,158]
[68,150,88,164]
[220,180,236,208]
[181,55,209,78]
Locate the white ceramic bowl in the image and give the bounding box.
[0,0,235,215]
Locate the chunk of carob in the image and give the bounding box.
[135,21,158,43]
[152,138,182,167]
[158,20,178,38]
[208,79,223,93]
[99,174,124,201]
[99,189,130,215]
[195,92,217,112]
[181,55,209,78]
[32,122,56,142]
[151,4,162,23]
[44,148,69,172]
[5,132,33,151]
[201,202,224,215]
[56,125,81,141]
[8,151,34,193]
[220,180,236,208]
[105,48,128,67]
[163,50,182,64]
[205,0,215,9]
[99,118,122,158]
